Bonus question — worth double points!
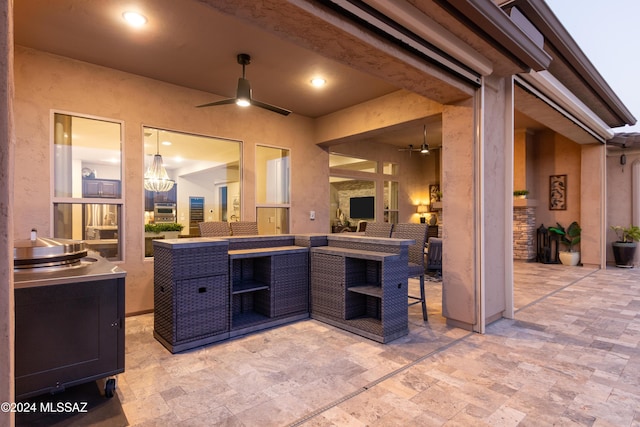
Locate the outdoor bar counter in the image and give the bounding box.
[153,233,413,353]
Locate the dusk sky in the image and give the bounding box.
[545,0,640,133]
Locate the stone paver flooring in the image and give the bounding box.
[119,263,640,426]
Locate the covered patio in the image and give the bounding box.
[98,261,639,426]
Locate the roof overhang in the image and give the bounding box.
[501,0,636,128]
[517,71,614,143]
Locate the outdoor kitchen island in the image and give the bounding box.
[152,233,412,353]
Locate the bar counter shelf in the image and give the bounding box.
[229,245,309,335]
[310,239,410,343]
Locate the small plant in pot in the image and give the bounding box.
[513,189,529,199]
[610,225,640,268]
[549,221,581,266]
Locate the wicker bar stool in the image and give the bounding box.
[230,221,259,236]
[198,221,230,237]
[392,223,429,321]
[364,222,393,238]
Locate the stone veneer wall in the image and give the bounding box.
[513,206,536,260]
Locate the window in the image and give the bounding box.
[330,178,376,227]
[383,162,398,175]
[384,181,399,224]
[52,113,124,260]
[329,153,377,173]
[143,127,241,255]
[329,153,399,229]
[256,145,290,234]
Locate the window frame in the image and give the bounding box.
[255,143,291,234]
[50,110,125,261]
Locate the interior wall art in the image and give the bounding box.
[549,174,567,210]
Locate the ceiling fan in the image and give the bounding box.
[196,53,291,116]
[398,125,429,156]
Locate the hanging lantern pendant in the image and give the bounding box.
[144,130,175,192]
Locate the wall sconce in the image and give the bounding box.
[417,204,428,223]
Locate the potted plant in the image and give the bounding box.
[145,223,184,239]
[549,221,581,266]
[610,225,640,267]
[513,190,529,199]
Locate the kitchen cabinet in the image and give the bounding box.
[83,178,121,198]
[145,185,177,211]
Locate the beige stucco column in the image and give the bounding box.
[441,76,513,332]
[1,0,15,424]
[441,97,478,330]
[580,143,606,268]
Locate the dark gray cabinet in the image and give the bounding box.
[153,239,230,353]
[14,277,125,400]
[144,185,177,211]
[82,178,121,198]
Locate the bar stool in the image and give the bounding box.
[392,223,429,321]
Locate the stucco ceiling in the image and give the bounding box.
[14,0,400,120]
[14,0,597,148]
[15,0,452,147]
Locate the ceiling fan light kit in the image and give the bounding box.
[197,53,291,116]
[399,125,430,156]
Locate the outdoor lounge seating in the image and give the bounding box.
[198,221,231,237]
[392,223,429,321]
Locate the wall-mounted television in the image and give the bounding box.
[349,196,374,219]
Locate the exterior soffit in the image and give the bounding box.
[506,0,636,128]
[514,85,601,144]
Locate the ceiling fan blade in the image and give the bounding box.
[398,145,420,152]
[197,53,292,115]
[251,99,292,116]
[196,98,236,108]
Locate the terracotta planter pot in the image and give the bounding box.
[612,242,637,268]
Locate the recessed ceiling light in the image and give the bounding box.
[310,78,326,87]
[122,11,147,27]
[161,141,172,146]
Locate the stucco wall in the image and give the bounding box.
[13,46,446,314]
[534,130,582,238]
[607,150,639,265]
[1,0,15,421]
[13,46,323,314]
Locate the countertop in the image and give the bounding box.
[14,251,126,289]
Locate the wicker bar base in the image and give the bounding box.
[311,313,408,344]
[153,330,229,353]
[310,245,409,343]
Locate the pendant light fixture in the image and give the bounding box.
[420,125,429,154]
[144,130,175,192]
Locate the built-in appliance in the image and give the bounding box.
[13,234,126,399]
[154,202,176,223]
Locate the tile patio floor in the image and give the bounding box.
[119,262,640,426]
